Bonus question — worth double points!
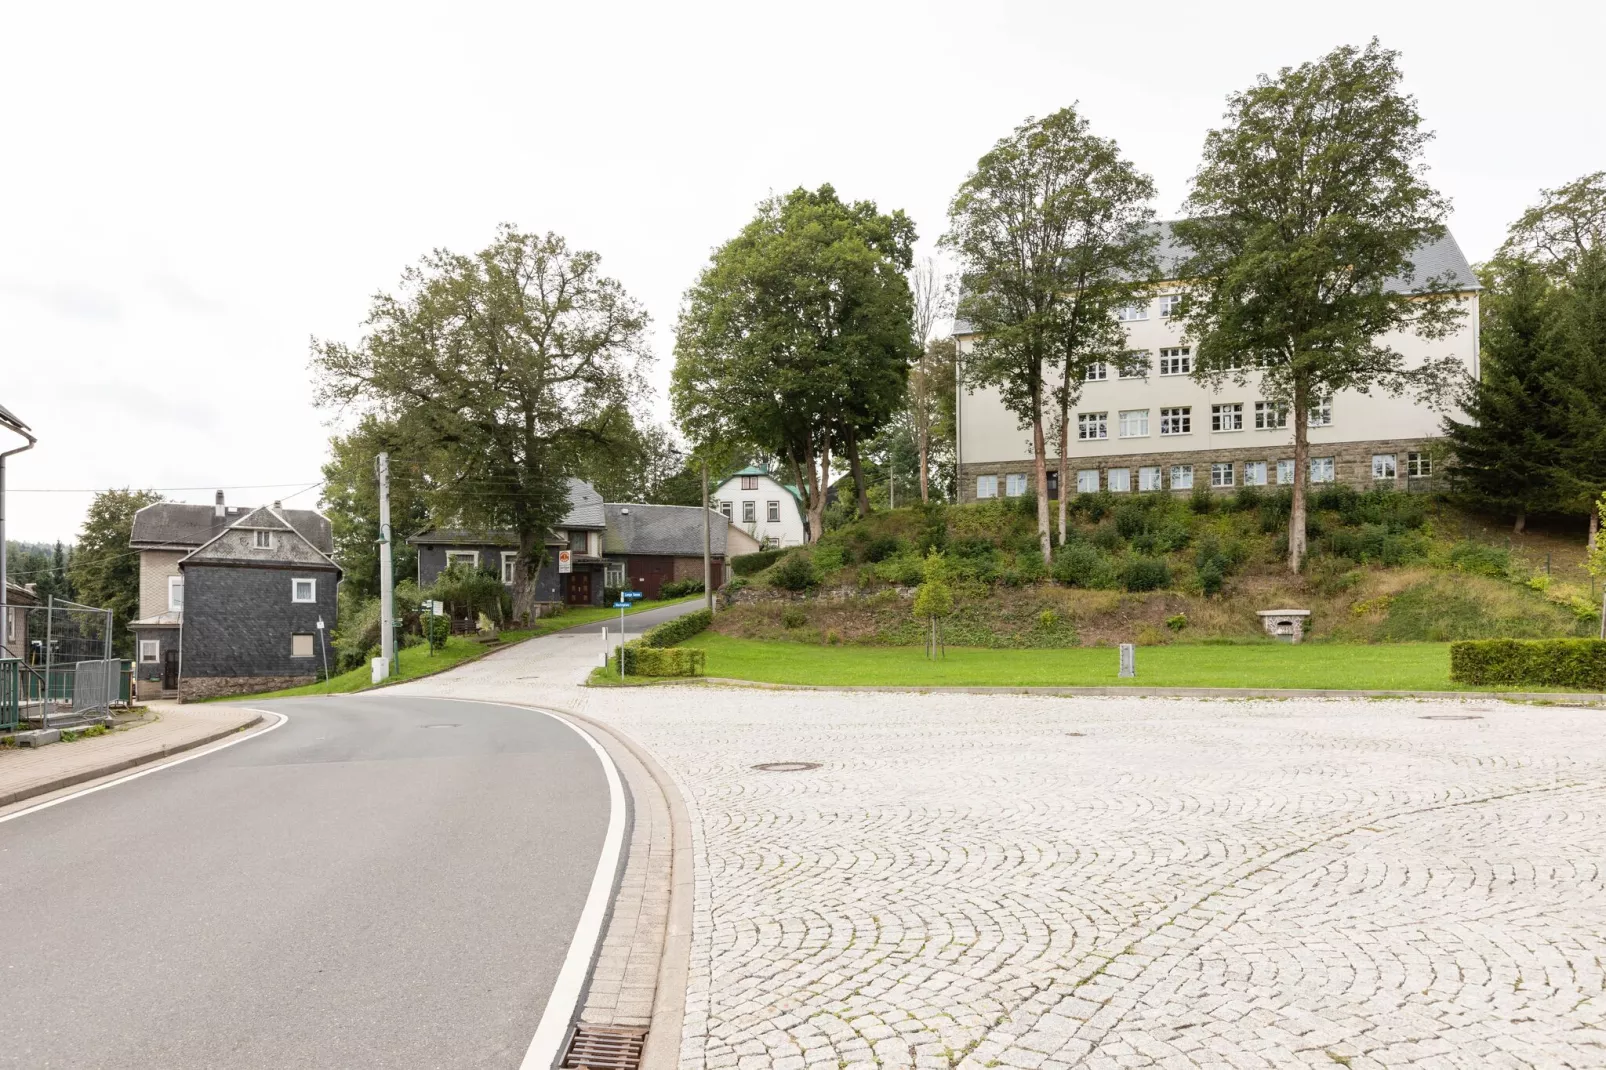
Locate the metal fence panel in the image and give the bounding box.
[71,659,118,716]
[0,659,18,731]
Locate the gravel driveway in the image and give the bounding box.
[400,634,1606,1069]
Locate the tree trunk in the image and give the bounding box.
[1514,512,1527,535]
[846,427,870,518]
[918,421,930,504]
[513,527,539,622]
[1056,384,1071,547]
[1289,378,1310,573]
[801,439,829,544]
[1031,383,1052,560]
[1588,508,1598,552]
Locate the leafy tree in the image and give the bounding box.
[673,186,918,538]
[1550,246,1606,547]
[907,259,953,503]
[1443,259,1570,531]
[320,417,426,603]
[912,549,953,658]
[4,540,75,604]
[1498,171,1605,278]
[67,488,162,656]
[943,106,1158,558]
[313,225,651,619]
[1172,40,1466,572]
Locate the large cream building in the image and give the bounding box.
[953,223,1480,502]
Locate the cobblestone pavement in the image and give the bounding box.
[400,638,1606,1069]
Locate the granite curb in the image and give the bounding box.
[701,678,1606,704]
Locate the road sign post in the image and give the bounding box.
[613,592,643,679]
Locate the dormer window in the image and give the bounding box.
[740,475,759,490]
[253,530,273,549]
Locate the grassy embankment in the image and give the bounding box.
[684,633,1578,692]
[217,597,696,701]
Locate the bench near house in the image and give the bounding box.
[129,492,340,701]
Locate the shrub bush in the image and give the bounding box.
[1121,557,1172,592]
[1075,491,1116,523]
[731,548,788,576]
[1091,525,1124,552]
[603,585,624,606]
[863,534,906,563]
[426,614,451,648]
[1449,639,1606,690]
[1051,542,1119,589]
[1189,486,1215,514]
[1231,485,1263,512]
[874,551,925,586]
[769,552,819,591]
[811,543,847,573]
[1448,542,1511,578]
[780,606,807,629]
[659,578,705,599]
[613,641,707,677]
[641,608,712,648]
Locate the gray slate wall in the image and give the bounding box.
[181,563,339,678]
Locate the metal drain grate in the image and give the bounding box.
[562,1025,648,1070]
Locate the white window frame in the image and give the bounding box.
[1076,469,1100,494]
[1118,409,1150,438]
[1407,452,1432,477]
[604,561,626,588]
[292,577,317,603]
[1372,454,1397,480]
[742,500,756,524]
[766,501,780,523]
[1138,466,1163,492]
[1211,462,1235,488]
[1310,457,1336,484]
[291,633,315,659]
[1308,397,1333,427]
[1107,468,1131,493]
[1119,350,1149,378]
[168,575,184,612]
[1077,411,1108,441]
[1211,403,1244,432]
[253,529,273,549]
[1169,465,1194,490]
[1255,401,1289,430]
[1159,406,1192,435]
[501,551,518,585]
[445,549,479,569]
[1244,461,1268,487]
[740,475,759,491]
[976,475,999,499]
[1276,459,1295,485]
[718,500,732,520]
[1158,293,1184,318]
[1158,347,1192,376]
[1116,301,1148,322]
[1084,362,1107,382]
[1004,473,1028,498]
[139,639,160,663]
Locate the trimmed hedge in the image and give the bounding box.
[731,549,787,576]
[612,640,707,677]
[642,608,712,648]
[659,577,705,599]
[1449,639,1606,691]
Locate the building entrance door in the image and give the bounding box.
[565,571,592,606]
[162,649,179,691]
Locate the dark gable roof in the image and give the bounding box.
[952,222,1479,336]
[603,504,727,557]
[130,502,332,553]
[406,478,606,547]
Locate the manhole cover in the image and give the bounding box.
[421,723,460,729]
[752,761,821,773]
[1419,715,1483,721]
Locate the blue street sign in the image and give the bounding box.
[613,601,631,609]
[622,591,644,600]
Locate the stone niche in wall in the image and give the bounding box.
[1256,609,1311,644]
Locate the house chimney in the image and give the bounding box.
[272,500,281,510]
[214,490,225,518]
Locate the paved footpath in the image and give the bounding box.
[404,631,1606,1070]
[0,702,261,808]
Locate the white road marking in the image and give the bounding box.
[417,697,628,1070]
[0,709,289,825]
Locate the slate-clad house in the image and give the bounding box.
[129,492,340,701]
[410,478,609,608]
[410,479,754,609]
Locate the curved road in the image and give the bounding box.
[559,596,709,637]
[0,696,615,1070]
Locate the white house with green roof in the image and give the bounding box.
[711,466,807,548]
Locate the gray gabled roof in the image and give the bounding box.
[560,478,606,529]
[179,505,343,573]
[130,501,332,553]
[602,504,727,557]
[406,478,606,547]
[952,222,1479,336]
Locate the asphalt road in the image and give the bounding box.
[0,696,614,1070]
[559,596,708,636]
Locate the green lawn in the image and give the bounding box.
[218,597,698,701]
[683,634,1533,692]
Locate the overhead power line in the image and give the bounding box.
[9,481,323,493]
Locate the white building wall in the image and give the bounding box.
[711,474,807,548]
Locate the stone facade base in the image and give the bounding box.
[960,437,1444,503]
[179,675,314,702]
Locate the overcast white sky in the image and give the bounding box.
[3,0,1601,542]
